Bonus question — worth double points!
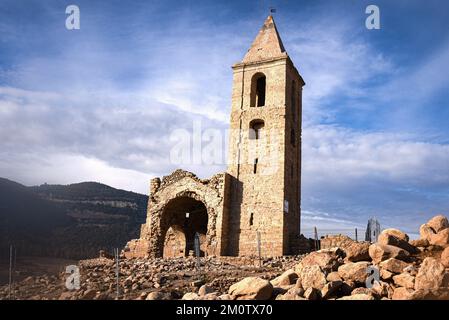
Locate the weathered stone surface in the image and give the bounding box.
[286,286,305,297]
[429,228,449,247]
[380,228,409,242]
[410,239,429,247]
[298,265,327,290]
[411,289,449,300]
[441,247,449,268]
[337,262,370,284]
[146,291,171,300]
[270,269,298,287]
[295,250,340,274]
[379,258,409,274]
[182,292,199,300]
[380,268,393,280]
[81,289,97,300]
[368,243,409,264]
[427,215,449,233]
[338,294,375,300]
[275,292,306,300]
[392,287,415,300]
[393,273,415,289]
[351,287,372,296]
[371,281,394,299]
[415,257,449,290]
[420,224,436,241]
[378,229,416,254]
[228,277,273,300]
[303,287,321,300]
[343,242,370,262]
[198,285,214,296]
[321,281,343,299]
[326,272,342,282]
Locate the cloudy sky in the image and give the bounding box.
[1,0,448,237]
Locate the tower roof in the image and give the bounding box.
[242,15,287,64]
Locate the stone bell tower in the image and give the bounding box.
[226,15,305,256]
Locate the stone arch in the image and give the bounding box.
[249,119,265,140]
[250,72,266,107]
[157,192,212,257]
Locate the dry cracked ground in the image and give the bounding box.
[1,215,449,300]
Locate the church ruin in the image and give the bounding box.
[125,15,309,259]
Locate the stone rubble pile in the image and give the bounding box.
[181,214,449,300]
[2,215,448,300]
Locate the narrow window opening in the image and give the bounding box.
[249,120,265,140]
[251,73,266,107]
[253,158,258,174]
[256,76,266,107]
[249,213,254,226]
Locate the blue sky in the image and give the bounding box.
[0,0,448,238]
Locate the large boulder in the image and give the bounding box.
[429,229,449,247]
[420,224,436,241]
[343,242,370,262]
[321,280,343,299]
[379,258,410,274]
[415,257,449,290]
[441,247,449,268]
[146,291,171,300]
[378,229,417,254]
[392,273,415,289]
[409,239,429,248]
[295,250,341,274]
[182,292,199,300]
[368,243,410,264]
[392,287,415,300]
[303,287,321,300]
[427,215,449,233]
[411,289,449,300]
[337,261,370,284]
[228,277,273,300]
[297,265,327,290]
[270,269,298,287]
[379,228,409,242]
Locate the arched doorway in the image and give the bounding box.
[160,196,208,257]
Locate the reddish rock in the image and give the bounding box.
[441,247,449,268]
[420,224,436,241]
[410,238,429,247]
[295,250,341,273]
[379,258,410,274]
[337,261,370,284]
[321,281,343,299]
[343,242,370,262]
[228,277,273,300]
[298,265,327,290]
[393,273,415,289]
[415,257,449,290]
[270,269,298,287]
[429,228,449,247]
[378,229,417,254]
[303,287,321,300]
[427,215,449,233]
[368,243,410,264]
[392,287,415,300]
